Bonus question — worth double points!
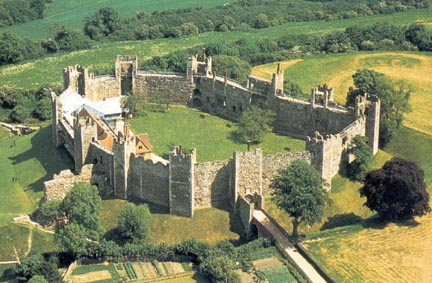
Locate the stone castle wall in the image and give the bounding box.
[49,54,381,219]
[134,73,195,105]
[193,160,231,209]
[128,156,170,207]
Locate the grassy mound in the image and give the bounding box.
[129,106,305,162]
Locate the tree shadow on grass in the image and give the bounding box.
[361,215,421,230]
[320,213,363,231]
[8,125,73,194]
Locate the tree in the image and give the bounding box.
[55,223,88,256]
[235,105,275,144]
[271,160,326,239]
[347,136,372,181]
[10,104,30,123]
[83,7,121,40]
[199,255,240,283]
[38,199,61,226]
[346,69,411,147]
[118,203,151,243]
[33,97,51,120]
[15,254,61,283]
[59,182,102,240]
[360,157,430,220]
[52,24,92,51]
[211,55,251,81]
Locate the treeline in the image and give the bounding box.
[82,0,431,41]
[0,85,60,123]
[140,22,432,81]
[0,0,51,27]
[1,0,432,66]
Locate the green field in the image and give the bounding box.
[3,7,432,89]
[0,0,230,40]
[129,106,304,162]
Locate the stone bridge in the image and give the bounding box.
[252,209,331,283]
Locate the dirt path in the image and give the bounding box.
[25,227,33,256]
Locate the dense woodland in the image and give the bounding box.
[0,0,50,27]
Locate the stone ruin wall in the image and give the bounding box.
[86,76,121,101]
[134,73,195,105]
[128,156,170,207]
[307,117,366,182]
[234,149,263,203]
[275,97,355,138]
[44,164,94,201]
[193,160,231,209]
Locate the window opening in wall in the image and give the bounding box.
[232,106,237,112]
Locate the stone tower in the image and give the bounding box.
[113,123,135,199]
[169,146,195,217]
[73,109,98,173]
[366,95,380,155]
[271,63,284,96]
[63,65,89,96]
[115,55,138,96]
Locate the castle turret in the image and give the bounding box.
[113,123,136,199]
[366,95,380,155]
[63,65,89,96]
[73,109,98,173]
[169,146,195,217]
[271,63,284,97]
[115,55,138,96]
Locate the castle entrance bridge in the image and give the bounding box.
[252,209,330,283]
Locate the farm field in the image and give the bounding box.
[0,0,230,39]
[129,106,305,162]
[3,7,432,88]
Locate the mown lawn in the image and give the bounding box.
[0,126,72,225]
[129,106,305,162]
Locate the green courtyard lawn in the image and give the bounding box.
[128,106,305,162]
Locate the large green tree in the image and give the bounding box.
[117,203,152,243]
[235,105,275,144]
[15,254,61,283]
[55,223,88,256]
[360,157,430,220]
[346,69,411,147]
[59,182,102,240]
[347,136,372,181]
[271,160,326,239]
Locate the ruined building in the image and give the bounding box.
[45,55,380,222]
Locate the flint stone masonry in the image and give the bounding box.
[193,160,231,208]
[44,164,93,201]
